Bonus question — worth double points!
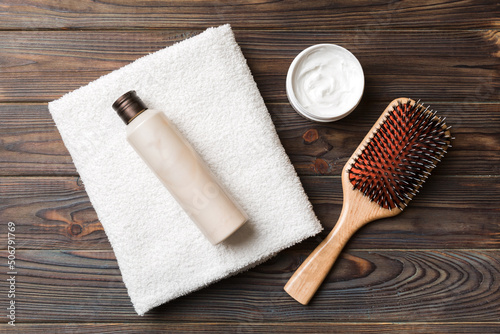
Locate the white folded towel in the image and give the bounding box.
[48,24,322,315]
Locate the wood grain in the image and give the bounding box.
[285,188,401,305]
[1,102,499,176]
[0,0,497,30]
[10,322,500,333]
[1,176,498,250]
[0,177,109,250]
[273,102,500,176]
[0,249,498,322]
[0,30,498,103]
[0,104,75,176]
[0,0,498,330]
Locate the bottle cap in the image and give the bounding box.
[112,90,148,124]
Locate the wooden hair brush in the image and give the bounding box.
[284,97,452,305]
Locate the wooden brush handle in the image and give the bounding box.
[285,99,423,304]
[284,210,360,305]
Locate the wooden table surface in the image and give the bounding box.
[1,1,499,333]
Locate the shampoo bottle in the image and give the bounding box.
[113,91,248,244]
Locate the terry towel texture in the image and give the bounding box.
[48,25,322,315]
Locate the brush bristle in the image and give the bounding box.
[348,99,452,210]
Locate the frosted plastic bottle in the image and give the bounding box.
[113,91,248,244]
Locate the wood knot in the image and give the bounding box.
[313,158,330,174]
[342,253,376,279]
[69,223,83,236]
[302,129,319,144]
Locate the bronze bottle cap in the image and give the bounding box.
[112,90,148,124]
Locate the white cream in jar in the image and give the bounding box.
[286,44,364,122]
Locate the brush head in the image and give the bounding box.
[347,98,452,211]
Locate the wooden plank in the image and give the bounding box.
[0,0,497,30]
[274,101,500,176]
[0,1,495,332]
[1,102,499,176]
[10,322,500,333]
[0,30,498,103]
[0,249,498,322]
[0,104,75,176]
[0,177,109,250]
[0,176,498,250]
